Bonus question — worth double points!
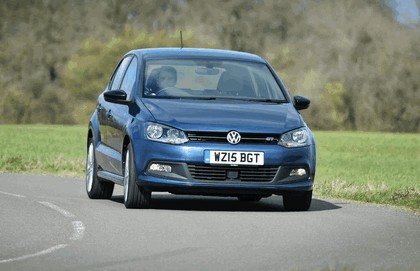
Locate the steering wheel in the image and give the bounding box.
[155,87,192,97]
[155,88,169,96]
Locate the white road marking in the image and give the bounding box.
[38,202,86,241]
[0,191,26,198]
[0,198,86,264]
[38,201,76,218]
[70,221,85,241]
[0,244,68,264]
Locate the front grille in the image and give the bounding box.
[187,164,278,182]
[187,132,279,144]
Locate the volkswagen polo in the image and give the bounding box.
[86,48,316,211]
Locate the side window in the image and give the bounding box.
[110,56,132,90]
[120,58,138,97]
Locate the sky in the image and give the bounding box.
[388,0,420,24]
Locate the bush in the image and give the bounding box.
[63,27,212,123]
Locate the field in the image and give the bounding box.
[0,125,86,176]
[0,125,418,211]
[315,131,419,211]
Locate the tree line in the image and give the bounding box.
[0,0,419,132]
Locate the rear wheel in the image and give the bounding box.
[86,140,114,199]
[282,190,312,211]
[123,143,151,209]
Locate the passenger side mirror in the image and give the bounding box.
[294,96,311,111]
[104,90,131,105]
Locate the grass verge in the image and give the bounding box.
[314,131,419,212]
[0,125,86,176]
[0,125,418,212]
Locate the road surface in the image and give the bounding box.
[0,173,419,270]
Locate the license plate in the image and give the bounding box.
[204,150,264,165]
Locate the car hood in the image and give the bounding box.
[141,99,303,133]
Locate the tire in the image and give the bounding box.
[86,139,114,199]
[282,190,312,211]
[237,196,262,202]
[123,143,151,209]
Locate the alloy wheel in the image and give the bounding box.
[86,143,94,193]
[124,151,130,203]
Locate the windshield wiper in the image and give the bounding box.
[255,99,288,103]
[180,97,217,100]
[212,97,287,103]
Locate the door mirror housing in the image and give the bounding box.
[294,96,311,111]
[104,90,131,105]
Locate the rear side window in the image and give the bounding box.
[110,56,132,90]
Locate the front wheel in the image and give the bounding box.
[123,143,151,209]
[282,190,312,211]
[86,140,114,199]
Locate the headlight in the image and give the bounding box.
[145,123,188,144]
[279,127,311,148]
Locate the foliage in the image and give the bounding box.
[62,27,210,123]
[282,0,420,132]
[323,81,348,128]
[0,0,419,131]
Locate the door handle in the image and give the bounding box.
[107,110,113,119]
[97,103,102,112]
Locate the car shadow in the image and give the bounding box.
[110,193,341,212]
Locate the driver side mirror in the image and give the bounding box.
[104,90,131,105]
[294,96,311,111]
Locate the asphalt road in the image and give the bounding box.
[0,173,419,271]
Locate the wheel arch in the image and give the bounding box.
[122,135,131,165]
[87,108,101,148]
[87,128,94,150]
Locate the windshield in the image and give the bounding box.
[143,59,286,101]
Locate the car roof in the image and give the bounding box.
[128,48,266,63]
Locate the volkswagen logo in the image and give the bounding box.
[227,131,241,144]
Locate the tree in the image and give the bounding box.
[0,0,418,131]
[63,27,210,123]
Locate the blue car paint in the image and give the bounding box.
[124,97,316,195]
[141,99,304,132]
[88,48,316,199]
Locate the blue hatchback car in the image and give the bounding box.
[86,48,316,211]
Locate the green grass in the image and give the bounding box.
[314,131,419,212]
[0,125,418,212]
[0,125,86,176]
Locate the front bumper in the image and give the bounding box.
[139,173,313,197]
[131,139,316,197]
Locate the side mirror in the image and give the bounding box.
[104,90,131,105]
[294,96,311,111]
